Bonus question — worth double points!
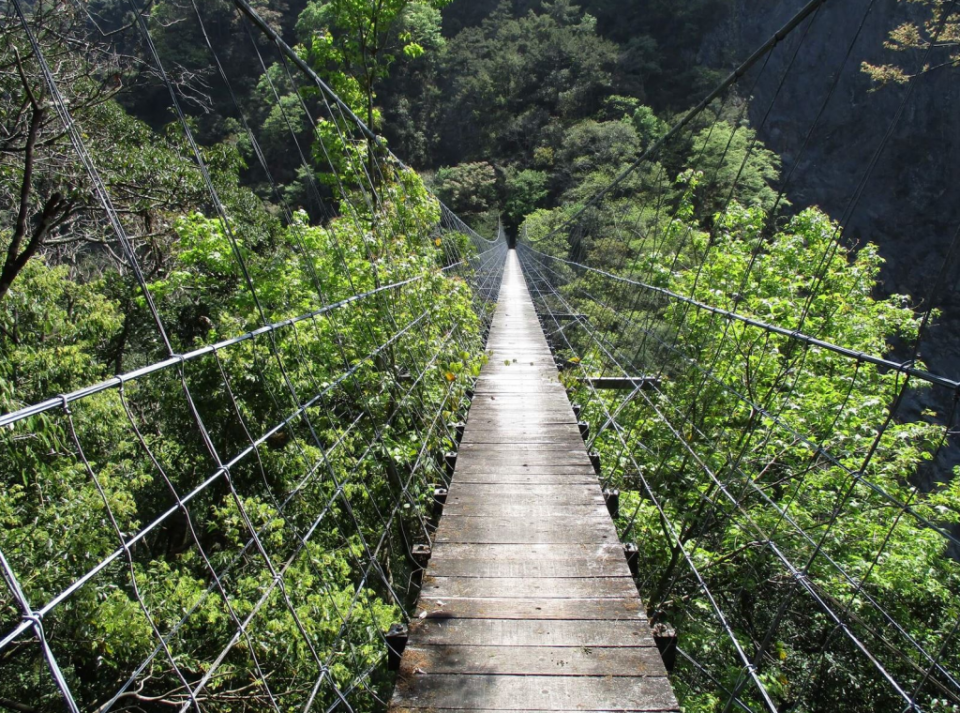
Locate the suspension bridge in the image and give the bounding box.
[390,252,677,711]
[2,0,960,711]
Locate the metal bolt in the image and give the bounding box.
[444,451,457,475]
[589,451,601,474]
[433,487,448,518]
[623,542,639,578]
[385,623,408,671]
[603,488,620,518]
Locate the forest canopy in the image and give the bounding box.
[1,0,958,711]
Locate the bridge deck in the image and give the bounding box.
[390,251,679,712]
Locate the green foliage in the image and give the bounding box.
[504,169,549,225]
[433,161,500,219]
[434,0,618,163]
[688,121,783,215]
[862,1,960,86]
[548,177,960,711]
[632,105,669,148]
[554,119,642,199]
[0,128,488,710]
[296,0,453,126]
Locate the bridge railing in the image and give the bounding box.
[0,1,505,710]
[518,2,960,711]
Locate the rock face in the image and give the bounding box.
[709,0,960,484]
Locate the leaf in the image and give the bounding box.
[444,371,456,382]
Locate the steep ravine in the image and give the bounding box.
[708,0,960,493]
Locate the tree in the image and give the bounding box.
[546,176,960,711]
[296,0,453,131]
[435,0,619,163]
[504,168,549,226]
[0,1,221,308]
[862,0,960,86]
[687,120,782,216]
[554,119,642,196]
[432,161,500,228]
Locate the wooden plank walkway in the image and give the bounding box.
[390,250,679,712]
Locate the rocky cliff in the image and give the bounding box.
[710,0,960,487]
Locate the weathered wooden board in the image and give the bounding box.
[457,443,585,452]
[449,472,600,485]
[452,464,593,474]
[442,502,608,518]
[464,416,579,425]
[460,424,579,433]
[392,675,678,711]
[400,645,667,677]
[425,555,625,578]
[407,619,655,647]
[466,400,575,411]
[461,423,581,433]
[390,251,677,712]
[460,436,586,446]
[421,576,638,600]
[443,485,605,502]
[456,456,593,468]
[415,597,647,621]
[463,413,578,423]
[429,542,624,562]
[434,518,618,544]
[473,384,565,394]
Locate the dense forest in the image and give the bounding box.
[2,0,959,711]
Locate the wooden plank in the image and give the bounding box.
[442,502,608,518]
[392,675,678,711]
[425,556,626,579]
[473,385,564,394]
[421,576,637,599]
[464,414,576,422]
[461,424,582,434]
[456,449,590,462]
[463,414,578,424]
[450,473,599,485]
[415,597,646,621]
[450,463,596,472]
[464,404,575,413]
[443,485,604,501]
[476,354,557,362]
[429,543,623,561]
[400,645,667,677]
[407,619,656,647]
[453,463,596,474]
[459,431,583,443]
[435,517,617,544]
[459,436,585,445]
[466,400,574,410]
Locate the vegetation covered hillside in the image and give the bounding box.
[2,0,959,711]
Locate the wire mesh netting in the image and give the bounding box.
[518,1,960,711]
[0,0,506,709]
[4,0,960,710]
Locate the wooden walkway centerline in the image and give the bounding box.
[390,250,679,712]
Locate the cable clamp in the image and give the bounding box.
[22,611,44,634]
